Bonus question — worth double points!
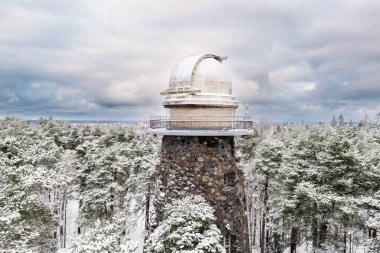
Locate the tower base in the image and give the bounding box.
[154,135,249,253]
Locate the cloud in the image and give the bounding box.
[0,0,379,121]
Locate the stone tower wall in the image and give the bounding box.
[154,135,249,253]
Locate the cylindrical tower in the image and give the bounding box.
[149,54,252,253]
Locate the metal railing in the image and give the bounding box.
[149,116,253,130]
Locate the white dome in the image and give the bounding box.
[168,54,232,94]
[192,57,232,94]
[161,54,238,108]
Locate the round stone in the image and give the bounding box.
[202,175,210,182]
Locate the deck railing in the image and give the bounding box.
[149,116,253,130]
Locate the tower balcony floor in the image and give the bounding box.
[148,128,253,136]
[148,116,253,136]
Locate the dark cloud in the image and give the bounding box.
[0,0,379,121]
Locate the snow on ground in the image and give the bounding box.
[131,213,146,252]
[251,243,370,253]
[57,198,146,253]
[57,249,71,253]
[57,199,79,252]
[66,200,80,249]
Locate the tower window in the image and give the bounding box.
[223,232,237,253]
[224,233,231,253]
[198,137,219,148]
[224,172,236,187]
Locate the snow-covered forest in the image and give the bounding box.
[240,119,380,253]
[1,116,380,252]
[0,117,158,252]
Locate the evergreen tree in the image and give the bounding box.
[146,195,225,253]
[71,215,138,253]
[250,137,284,253]
[338,113,344,126]
[0,117,62,252]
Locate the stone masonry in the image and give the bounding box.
[154,135,249,253]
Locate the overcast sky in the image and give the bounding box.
[0,0,379,122]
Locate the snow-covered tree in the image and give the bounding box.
[0,117,63,252]
[75,127,158,223]
[146,195,225,253]
[241,123,380,252]
[71,125,159,251]
[0,118,159,251]
[338,113,345,126]
[71,215,138,253]
[1,116,379,252]
[249,137,284,253]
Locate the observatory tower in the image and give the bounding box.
[149,54,252,253]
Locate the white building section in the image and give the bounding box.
[149,53,253,136]
[161,54,238,108]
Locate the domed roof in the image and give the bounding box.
[161,54,238,108]
[168,54,232,94]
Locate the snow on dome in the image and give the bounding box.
[167,54,232,94]
[161,54,238,108]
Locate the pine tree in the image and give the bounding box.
[73,126,159,251]
[146,195,225,253]
[71,215,138,253]
[246,136,284,253]
[338,114,344,126]
[0,117,63,252]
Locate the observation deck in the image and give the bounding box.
[148,116,253,136]
[148,53,253,136]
